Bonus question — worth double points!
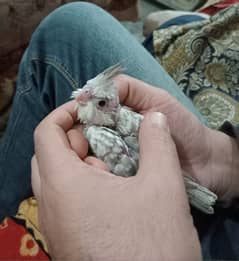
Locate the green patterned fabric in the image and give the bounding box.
[153,4,239,129]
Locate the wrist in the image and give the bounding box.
[207,127,239,202]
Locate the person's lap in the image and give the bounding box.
[0,2,237,259]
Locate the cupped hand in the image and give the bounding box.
[115,74,239,202]
[32,101,201,261]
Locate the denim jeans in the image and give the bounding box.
[0,2,238,259]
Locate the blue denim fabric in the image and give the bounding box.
[0,2,236,259]
[160,14,206,29]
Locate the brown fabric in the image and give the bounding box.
[108,0,138,11]
[0,0,138,73]
[83,0,139,20]
[0,77,16,137]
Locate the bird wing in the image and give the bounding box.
[84,126,137,177]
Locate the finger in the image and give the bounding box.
[31,155,41,200]
[42,100,78,131]
[67,125,89,159]
[114,74,164,112]
[138,112,182,182]
[138,112,192,220]
[34,101,77,154]
[84,156,109,171]
[34,100,84,179]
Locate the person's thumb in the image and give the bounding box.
[31,155,41,201]
[138,112,182,182]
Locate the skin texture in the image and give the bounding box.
[32,101,201,261]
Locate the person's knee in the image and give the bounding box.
[45,2,106,28]
[30,2,112,45]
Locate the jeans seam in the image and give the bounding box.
[28,55,79,92]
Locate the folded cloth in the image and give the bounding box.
[153,4,239,130]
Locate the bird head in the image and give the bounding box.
[72,64,124,127]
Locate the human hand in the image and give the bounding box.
[115,74,239,202]
[32,101,201,261]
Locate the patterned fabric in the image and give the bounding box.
[15,197,48,254]
[0,198,49,260]
[153,4,239,129]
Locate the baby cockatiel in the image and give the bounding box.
[72,64,217,214]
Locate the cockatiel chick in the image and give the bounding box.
[72,64,217,214]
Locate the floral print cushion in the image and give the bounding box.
[153,4,239,129]
[0,198,49,260]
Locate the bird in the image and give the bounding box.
[72,64,217,214]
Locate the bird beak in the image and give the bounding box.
[75,92,91,105]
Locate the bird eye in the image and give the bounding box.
[98,100,106,107]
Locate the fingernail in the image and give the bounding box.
[150,112,170,133]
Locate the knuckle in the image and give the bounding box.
[31,155,37,170]
[157,88,170,98]
[145,112,169,132]
[33,123,44,143]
